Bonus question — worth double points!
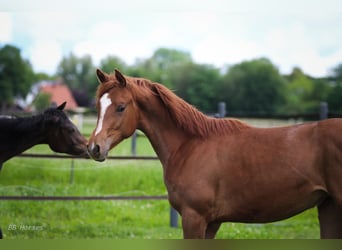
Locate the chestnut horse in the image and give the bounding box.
[88,69,342,239]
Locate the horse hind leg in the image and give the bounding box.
[205,221,221,239]
[181,211,222,239]
[318,198,342,238]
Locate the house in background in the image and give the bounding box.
[16,80,81,113]
[40,82,78,110]
[38,81,84,129]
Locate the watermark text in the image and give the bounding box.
[8,223,44,231]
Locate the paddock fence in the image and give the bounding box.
[0,153,180,228]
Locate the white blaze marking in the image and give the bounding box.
[95,93,112,136]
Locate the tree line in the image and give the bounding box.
[1,44,342,115]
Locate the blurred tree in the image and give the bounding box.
[282,67,316,113]
[220,58,286,115]
[32,92,51,112]
[130,48,222,112]
[57,53,78,86]
[311,78,331,110]
[56,53,97,106]
[131,48,193,89]
[151,48,192,72]
[331,63,342,80]
[327,83,342,112]
[34,72,56,81]
[0,44,35,112]
[170,62,222,112]
[99,55,127,74]
[327,63,342,112]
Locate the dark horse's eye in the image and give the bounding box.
[116,105,126,113]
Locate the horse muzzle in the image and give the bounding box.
[87,141,109,162]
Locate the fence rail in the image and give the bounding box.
[0,195,167,201]
[17,153,158,160]
[1,152,179,228]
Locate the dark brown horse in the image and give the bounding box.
[87,69,342,239]
[0,102,87,168]
[0,102,87,239]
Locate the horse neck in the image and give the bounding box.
[0,115,47,163]
[137,100,189,167]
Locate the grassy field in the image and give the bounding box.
[0,118,321,239]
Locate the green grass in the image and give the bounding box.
[0,119,321,239]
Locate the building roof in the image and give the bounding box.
[40,83,78,110]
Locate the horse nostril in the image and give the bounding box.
[94,144,100,154]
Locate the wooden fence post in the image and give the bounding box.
[218,102,226,118]
[320,102,328,120]
[130,129,178,227]
[69,159,75,184]
[131,130,137,156]
[170,207,179,228]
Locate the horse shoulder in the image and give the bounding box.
[316,118,342,168]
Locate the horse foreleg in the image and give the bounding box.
[318,198,342,238]
[205,221,221,239]
[181,209,207,239]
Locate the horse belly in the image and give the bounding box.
[215,161,327,223]
[167,126,327,224]
[209,128,328,222]
[217,180,327,223]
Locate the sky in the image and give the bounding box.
[1,0,342,77]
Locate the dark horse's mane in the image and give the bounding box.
[0,115,42,131]
[0,108,62,134]
[0,114,45,160]
[97,74,251,138]
[0,108,70,145]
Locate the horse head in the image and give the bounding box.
[87,69,139,161]
[44,102,87,156]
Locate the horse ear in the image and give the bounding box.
[115,69,127,88]
[96,68,109,84]
[57,102,67,110]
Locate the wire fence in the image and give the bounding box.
[0,153,179,228]
[0,195,168,201]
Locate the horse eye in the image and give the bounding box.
[116,105,126,113]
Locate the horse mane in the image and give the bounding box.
[129,77,251,137]
[0,114,44,135]
[149,82,251,137]
[0,108,66,135]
